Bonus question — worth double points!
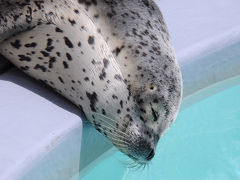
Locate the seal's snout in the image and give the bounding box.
[146,149,155,161]
[127,131,156,162]
[133,141,155,162]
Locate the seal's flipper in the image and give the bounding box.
[0,54,12,74]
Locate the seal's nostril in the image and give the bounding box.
[146,149,155,161]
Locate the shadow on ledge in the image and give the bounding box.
[0,67,113,174]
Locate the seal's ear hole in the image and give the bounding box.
[149,84,157,91]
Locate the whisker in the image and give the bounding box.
[93,122,123,137]
[94,125,122,138]
[108,136,131,146]
[112,142,128,149]
[93,119,130,140]
[94,125,130,147]
[93,112,129,129]
[95,117,129,138]
[128,161,139,169]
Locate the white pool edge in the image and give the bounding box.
[177,25,240,66]
[2,120,82,180]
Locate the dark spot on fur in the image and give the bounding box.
[103,58,109,68]
[68,18,76,26]
[146,20,153,29]
[48,57,56,68]
[18,54,31,62]
[24,42,37,48]
[88,36,95,45]
[120,100,123,108]
[46,38,54,52]
[86,91,98,112]
[34,1,44,10]
[63,61,69,69]
[114,74,122,81]
[34,64,47,72]
[64,36,74,48]
[142,52,147,57]
[11,40,21,49]
[113,45,124,56]
[94,14,99,18]
[99,69,106,80]
[91,59,96,64]
[25,6,33,24]
[40,50,49,57]
[112,94,118,99]
[66,53,72,61]
[58,76,64,84]
[163,64,168,70]
[20,66,29,71]
[74,9,79,14]
[142,0,150,7]
[56,52,61,57]
[102,109,106,115]
[84,77,89,81]
[55,27,63,33]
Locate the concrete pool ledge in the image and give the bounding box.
[180,27,240,108]
[177,25,240,66]
[0,72,83,180]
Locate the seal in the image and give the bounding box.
[0,0,182,164]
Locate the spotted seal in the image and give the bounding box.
[0,0,182,164]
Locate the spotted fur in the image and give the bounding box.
[0,0,182,163]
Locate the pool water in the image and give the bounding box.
[73,83,240,180]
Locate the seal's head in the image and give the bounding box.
[121,54,183,163]
[91,54,182,164]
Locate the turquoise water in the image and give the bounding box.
[74,83,240,180]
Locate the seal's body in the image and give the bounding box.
[0,0,182,164]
